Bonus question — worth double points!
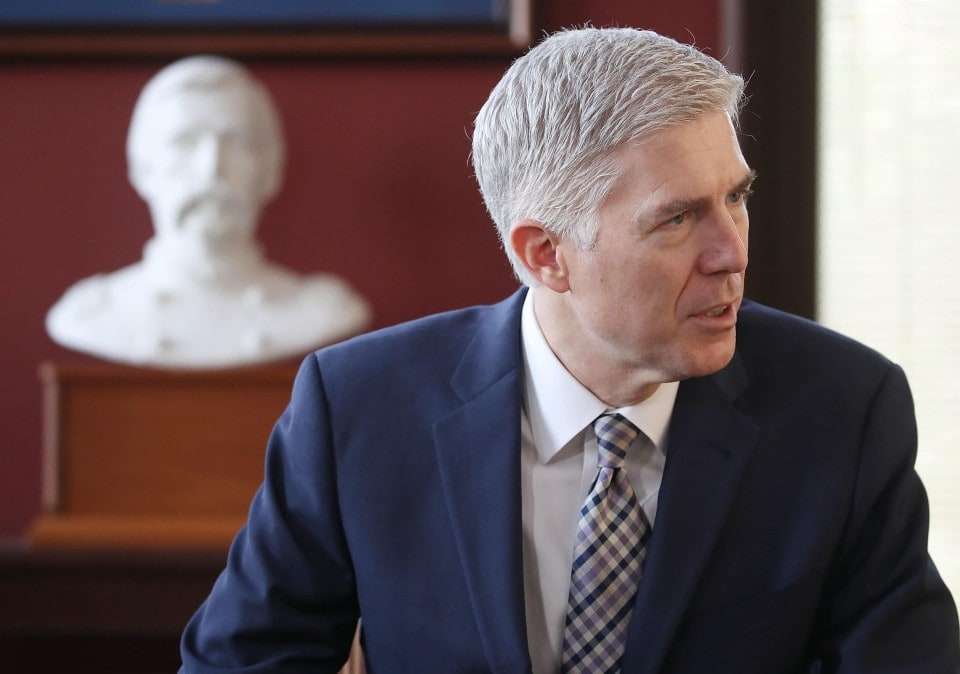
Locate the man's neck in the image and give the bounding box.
[531,286,662,408]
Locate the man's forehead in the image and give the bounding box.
[620,111,740,151]
[601,113,751,208]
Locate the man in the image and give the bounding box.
[46,56,369,369]
[179,28,960,673]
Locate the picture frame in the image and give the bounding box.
[0,0,533,57]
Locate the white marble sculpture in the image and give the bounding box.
[47,56,371,369]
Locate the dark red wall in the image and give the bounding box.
[0,1,721,537]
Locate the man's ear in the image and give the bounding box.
[509,219,570,293]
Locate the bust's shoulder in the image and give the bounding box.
[48,264,146,322]
[298,271,370,313]
[51,273,111,314]
[46,264,157,363]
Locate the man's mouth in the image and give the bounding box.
[689,300,739,326]
[694,301,734,316]
[702,305,729,318]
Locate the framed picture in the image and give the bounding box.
[0,0,533,57]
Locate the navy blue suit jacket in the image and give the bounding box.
[180,289,960,673]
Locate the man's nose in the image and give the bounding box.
[699,208,748,275]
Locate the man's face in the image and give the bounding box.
[133,85,274,256]
[556,110,752,382]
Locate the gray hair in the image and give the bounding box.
[127,55,285,199]
[471,27,746,284]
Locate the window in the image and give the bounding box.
[819,0,960,597]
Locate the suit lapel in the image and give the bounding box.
[431,289,758,674]
[433,289,532,674]
[620,355,759,674]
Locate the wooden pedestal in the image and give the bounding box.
[18,362,365,673]
[30,362,298,552]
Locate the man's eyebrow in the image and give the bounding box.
[735,169,759,193]
[646,169,758,222]
[649,196,709,223]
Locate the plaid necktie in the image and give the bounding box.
[560,413,649,674]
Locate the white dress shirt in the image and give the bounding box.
[519,291,679,674]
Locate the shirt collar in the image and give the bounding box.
[520,289,679,463]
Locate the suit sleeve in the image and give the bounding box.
[815,363,960,673]
[179,354,359,674]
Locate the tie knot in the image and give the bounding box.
[593,413,640,469]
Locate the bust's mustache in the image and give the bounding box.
[173,185,254,236]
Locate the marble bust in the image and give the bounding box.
[47,56,371,369]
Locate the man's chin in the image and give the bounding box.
[679,331,737,379]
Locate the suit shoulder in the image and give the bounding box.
[309,296,514,387]
[736,300,897,394]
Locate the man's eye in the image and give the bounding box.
[728,188,754,205]
[666,211,688,226]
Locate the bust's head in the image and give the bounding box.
[127,56,285,259]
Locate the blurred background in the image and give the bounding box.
[0,0,747,547]
[2,0,957,671]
